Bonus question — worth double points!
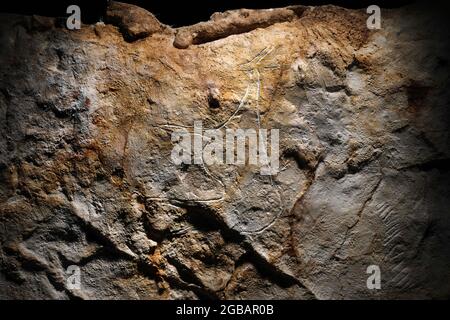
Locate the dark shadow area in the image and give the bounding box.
[0,0,418,26]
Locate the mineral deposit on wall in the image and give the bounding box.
[0,2,449,299]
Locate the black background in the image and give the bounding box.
[0,300,447,317]
[0,0,419,26]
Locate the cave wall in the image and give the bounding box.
[0,2,449,299]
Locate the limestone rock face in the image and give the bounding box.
[0,2,449,299]
[105,2,165,42]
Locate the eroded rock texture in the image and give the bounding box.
[0,2,449,299]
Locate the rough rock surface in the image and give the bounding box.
[0,2,449,299]
[105,2,165,42]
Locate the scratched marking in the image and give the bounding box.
[142,46,280,205]
[378,198,413,291]
[218,45,279,129]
